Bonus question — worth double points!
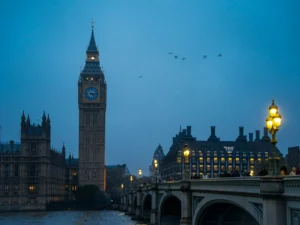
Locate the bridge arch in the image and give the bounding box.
[193,197,261,225]
[158,193,181,225]
[142,193,151,221]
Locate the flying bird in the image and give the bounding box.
[182,57,186,60]
[138,76,143,78]
[203,55,207,59]
[169,52,172,55]
[218,54,222,57]
[174,55,178,59]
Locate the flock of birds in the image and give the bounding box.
[168,52,222,60]
[138,52,223,78]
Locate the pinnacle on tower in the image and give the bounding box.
[87,18,98,53]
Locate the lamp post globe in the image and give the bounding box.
[183,144,190,180]
[265,100,282,176]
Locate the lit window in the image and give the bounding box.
[214,165,218,171]
[200,172,203,176]
[228,158,232,164]
[214,151,217,156]
[192,172,196,176]
[257,158,261,164]
[228,165,232,171]
[177,157,181,163]
[221,165,225,171]
[207,158,210,163]
[73,171,77,176]
[206,151,210,156]
[192,165,196,170]
[207,165,211,171]
[257,152,261,157]
[199,151,203,156]
[214,157,218,163]
[199,157,203,163]
[235,158,240,164]
[250,158,254,164]
[265,152,269,157]
[235,166,240,171]
[221,157,225,163]
[91,77,94,81]
[250,166,254,170]
[28,185,35,192]
[199,165,204,171]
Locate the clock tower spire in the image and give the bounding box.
[78,21,107,191]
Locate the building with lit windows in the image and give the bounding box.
[0,112,67,212]
[160,125,283,181]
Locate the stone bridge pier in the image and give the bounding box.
[120,177,300,225]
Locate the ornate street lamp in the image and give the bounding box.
[183,144,190,180]
[265,100,282,176]
[138,169,142,178]
[130,175,133,189]
[153,159,158,182]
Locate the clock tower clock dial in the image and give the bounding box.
[78,23,107,192]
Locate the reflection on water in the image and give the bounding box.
[0,210,145,225]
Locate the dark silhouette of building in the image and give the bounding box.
[78,24,107,191]
[160,125,283,180]
[0,112,66,211]
[106,164,129,203]
[286,146,300,168]
[149,144,165,179]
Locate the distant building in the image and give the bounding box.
[106,164,129,203]
[286,146,300,168]
[149,144,165,179]
[160,125,283,180]
[0,112,66,212]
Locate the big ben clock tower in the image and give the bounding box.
[78,22,107,191]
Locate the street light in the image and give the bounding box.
[153,159,158,182]
[265,100,282,176]
[138,169,142,178]
[183,144,190,180]
[130,175,133,189]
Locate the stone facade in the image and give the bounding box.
[78,25,107,191]
[161,125,284,180]
[0,112,69,212]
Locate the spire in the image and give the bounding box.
[62,142,66,155]
[21,111,26,123]
[26,114,30,125]
[87,18,98,53]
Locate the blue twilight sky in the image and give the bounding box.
[0,0,300,176]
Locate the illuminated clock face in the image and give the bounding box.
[84,87,98,100]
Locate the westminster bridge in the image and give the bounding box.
[120,176,300,225]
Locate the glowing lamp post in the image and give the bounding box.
[183,144,190,180]
[265,100,282,176]
[153,159,158,182]
[138,169,142,178]
[130,175,133,189]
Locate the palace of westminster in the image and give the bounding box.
[0,24,290,211]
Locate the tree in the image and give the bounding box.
[74,185,108,206]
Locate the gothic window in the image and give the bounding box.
[86,114,90,126]
[28,163,37,177]
[93,113,98,126]
[4,164,9,178]
[14,164,19,176]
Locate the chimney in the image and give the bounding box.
[264,127,268,137]
[249,133,253,142]
[182,129,187,136]
[255,130,260,141]
[187,126,191,136]
[211,126,216,137]
[239,126,244,136]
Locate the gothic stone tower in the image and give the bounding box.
[78,24,107,191]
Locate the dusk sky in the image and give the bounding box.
[0,0,300,176]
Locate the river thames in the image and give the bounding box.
[0,210,145,225]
